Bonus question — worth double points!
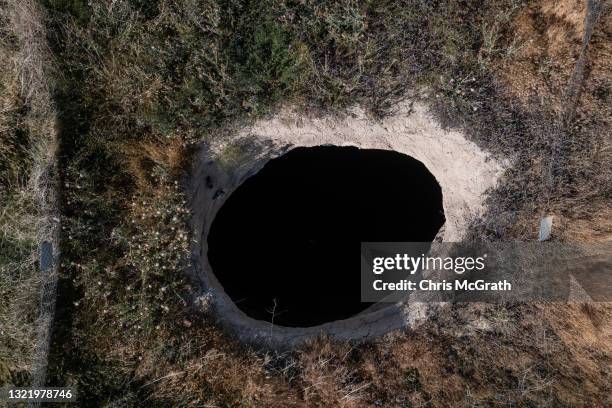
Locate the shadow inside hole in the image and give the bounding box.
[207,146,445,327]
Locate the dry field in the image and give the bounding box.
[0,0,609,406]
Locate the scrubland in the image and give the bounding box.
[0,0,609,406]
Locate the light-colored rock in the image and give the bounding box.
[539,215,554,241]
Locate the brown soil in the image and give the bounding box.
[496,0,587,108]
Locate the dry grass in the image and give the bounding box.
[290,303,611,407]
[462,0,611,243]
[0,0,58,387]
[0,0,604,405]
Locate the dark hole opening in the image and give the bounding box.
[207,146,445,327]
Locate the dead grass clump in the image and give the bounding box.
[296,338,367,407]
[288,303,610,407]
[137,319,303,407]
[495,0,587,109]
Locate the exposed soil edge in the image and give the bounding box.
[187,102,503,349]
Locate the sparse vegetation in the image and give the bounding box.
[0,0,58,387]
[0,0,609,406]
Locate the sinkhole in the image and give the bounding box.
[207,146,445,327]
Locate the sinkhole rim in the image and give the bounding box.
[202,145,446,330]
[188,103,503,349]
